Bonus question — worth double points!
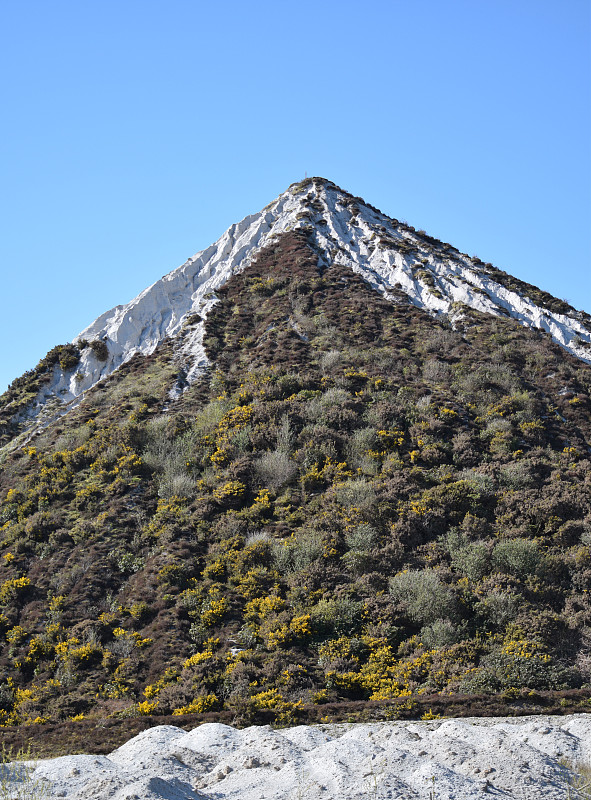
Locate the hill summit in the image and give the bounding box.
[0,178,590,746]
[2,178,590,447]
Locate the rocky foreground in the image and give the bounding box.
[7,713,591,799]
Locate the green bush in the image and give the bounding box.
[461,637,572,693]
[142,416,198,498]
[255,450,296,489]
[309,597,365,637]
[345,523,378,552]
[420,618,465,649]
[389,569,457,626]
[445,529,490,580]
[271,532,323,574]
[492,539,540,579]
[335,479,376,511]
[88,339,109,361]
[474,590,521,631]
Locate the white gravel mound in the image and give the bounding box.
[10,713,590,799]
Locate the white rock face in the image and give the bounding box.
[25,178,591,423]
[16,714,591,799]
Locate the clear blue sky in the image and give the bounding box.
[1,0,590,392]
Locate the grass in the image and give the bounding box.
[0,745,50,800]
[364,756,386,799]
[561,761,591,800]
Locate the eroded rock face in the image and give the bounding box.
[23,714,591,800]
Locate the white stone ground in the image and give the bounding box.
[9,714,591,799]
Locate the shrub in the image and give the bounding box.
[255,450,296,489]
[309,597,364,637]
[342,524,379,575]
[345,427,379,471]
[142,417,199,498]
[335,479,377,511]
[212,480,246,504]
[172,693,218,716]
[499,461,538,489]
[423,360,452,384]
[320,350,342,374]
[475,590,521,631]
[0,577,32,605]
[306,388,351,423]
[271,533,323,574]
[389,569,457,625]
[158,472,195,499]
[445,529,490,580]
[492,539,540,579]
[249,688,303,725]
[558,761,591,799]
[345,523,379,552]
[88,339,109,361]
[461,637,572,693]
[419,619,465,649]
[57,346,80,372]
[200,591,229,627]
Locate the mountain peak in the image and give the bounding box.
[4,180,591,440]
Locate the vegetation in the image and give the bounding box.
[0,344,81,446]
[560,760,591,800]
[0,229,590,751]
[0,745,49,799]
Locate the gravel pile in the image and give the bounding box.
[10,713,591,799]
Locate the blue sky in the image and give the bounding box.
[1,0,590,392]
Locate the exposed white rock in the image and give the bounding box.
[12,714,591,799]
[18,178,591,429]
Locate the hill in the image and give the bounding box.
[0,179,590,748]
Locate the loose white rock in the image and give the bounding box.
[15,713,591,800]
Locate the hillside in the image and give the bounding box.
[1,178,589,452]
[0,183,590,747]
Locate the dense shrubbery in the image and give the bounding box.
[0,230,590,729]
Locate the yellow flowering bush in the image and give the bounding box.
[0,577,31,605]
[212,481,246,503]
[200,590,229,627]
[172,694,218,715]
[249,688,303,725]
